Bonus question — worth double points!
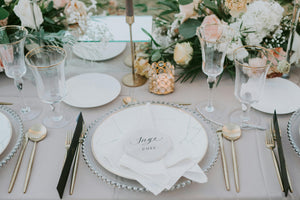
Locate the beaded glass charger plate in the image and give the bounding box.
[82,101,219,192]
[0,106,24,168]
[287,108,300,157]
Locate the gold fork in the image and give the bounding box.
[64,131,73,163]
[265,126,283,191]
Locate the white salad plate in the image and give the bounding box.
[82,101,219,192]
[73,42,126,61]
[252,78,300,114]
[63,73,121,108]
[0,111,12,156]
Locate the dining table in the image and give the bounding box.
[0,43,300,200]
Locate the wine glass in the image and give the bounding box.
[0,25,40,121]
[196,24,233,117]
[230,46,273,127]
[25,46,71,128]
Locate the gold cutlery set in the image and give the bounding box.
[265,114,293,196]
[217,123,242,192]
[8,124,47,193]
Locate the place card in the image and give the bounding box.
[123,129,172,162]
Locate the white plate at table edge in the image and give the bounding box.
[0,106,24,168]
[73,42,126,61]
[91,103,209,180]
[252,78,300,114]
[0,111,12,156]
[63,73,121,108]
[82,101,220,192]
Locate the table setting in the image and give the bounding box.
[1,0,300,199]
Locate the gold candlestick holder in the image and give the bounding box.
[122,16,147,87]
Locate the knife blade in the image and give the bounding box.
[56,112,84,199]
[273,110,291,196]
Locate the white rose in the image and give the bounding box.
[13,0,43,30]
[174,42,193,66]
[4,0,12,5]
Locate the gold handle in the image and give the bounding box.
[0,102,13,105]
[8,139,28,193]
[231,140,240,193]
[23,141,37,193]
[271,150,283,191]
[218,132,230,191]
[70,145,80,195]
[286,168,293,193]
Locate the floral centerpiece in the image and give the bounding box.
[137,0,300,82]
[0,0,120,70]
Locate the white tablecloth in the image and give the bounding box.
[0,44,299,199]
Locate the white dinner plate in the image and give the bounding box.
[91,103,208,180]
[63,73,121,108]
[0,111,12,156]
[252,78,300,114]
[73,42,126,61]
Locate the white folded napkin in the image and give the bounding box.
[98,103,207,195]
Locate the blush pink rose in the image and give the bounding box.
[53,0,70,9]
[0,17,8,26]
[249,58,267,68]
[269,47,286,65]
[200,15,222,41]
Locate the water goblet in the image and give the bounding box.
[0,25,40,121]
[230,46,273,127]
[196,24,233,117]
[25,46,71,128]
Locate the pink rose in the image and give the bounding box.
[269,47,286,65]
[201,14,221,26]
[0,17,8,26]
[199,15,222,41]
[53,0,70,9]
[249,58,267,68]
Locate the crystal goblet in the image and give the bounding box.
[25,46,71,128]
[0,25,40,121]
[196,24,234,118]
[230,46,273,127]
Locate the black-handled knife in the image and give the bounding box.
[57,112,84,199]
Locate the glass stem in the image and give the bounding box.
[14,77,31,114]
[241,102,251,124]
[50,102,63,122]
[206,76,216,112]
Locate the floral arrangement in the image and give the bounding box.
[137,0,300,82]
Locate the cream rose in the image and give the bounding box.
[174,42,193,66]
[178,0,201,23]
[13,0,43,30]
[64,0,87,26]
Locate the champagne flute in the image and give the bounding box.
[196,24,233,116]
[25,46,71,128]
[0,25,40,121]
[230,46,273,127]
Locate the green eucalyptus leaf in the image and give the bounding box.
[151,50,162,61]
[178,0,193,5]
[0,7,9,20]
[179,19,202,39]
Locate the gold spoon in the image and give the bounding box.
[8,124,45,193]
[23,124,47,193]
[222,123,242,193]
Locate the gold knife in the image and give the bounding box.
[69,124,85,195]
[0,102,13,105]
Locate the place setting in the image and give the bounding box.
[1,0,300,199]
